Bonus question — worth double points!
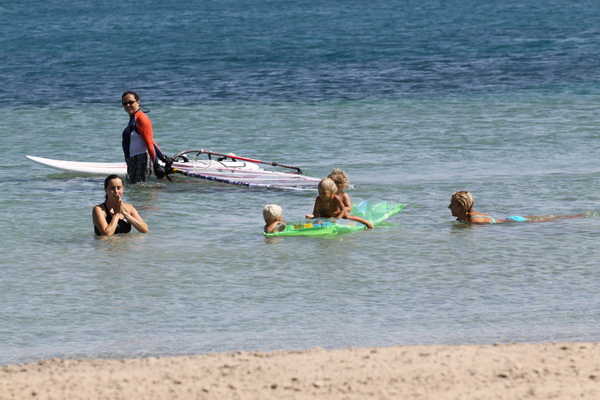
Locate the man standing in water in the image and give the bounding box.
[121,91,166,184]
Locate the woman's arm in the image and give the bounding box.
[121,203,149,233]
[92,205,122,236]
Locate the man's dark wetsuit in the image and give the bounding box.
[122,110,165,183]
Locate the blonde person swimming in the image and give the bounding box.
[448,191,498,223]
[263,204,286,233]
[306,178,374,229]
[448,191,586,224]
[327,168,351,213]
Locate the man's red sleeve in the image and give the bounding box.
[135,112,156,162]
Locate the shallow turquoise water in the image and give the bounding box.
[3,96,600,365]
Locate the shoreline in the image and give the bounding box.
[2,342,599,399]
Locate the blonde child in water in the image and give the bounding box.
[263,204,286,233]
[327,168,351,213]
[306,178,374,229]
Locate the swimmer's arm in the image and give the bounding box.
[264,223,274,233]
[121,203,149,233]
[264,221,278,233]
[344,212,374,229]
[329,195,346,218]
[264,221,286,233]
[305,197,321,218]
[92,205,120,236]
[341,193,352,212]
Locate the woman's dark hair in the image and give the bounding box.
[104,174,124,189]
[122,90,149,112]
[121,91,140,101]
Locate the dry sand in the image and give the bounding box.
[1,342,599,399]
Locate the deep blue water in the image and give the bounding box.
[2,0,600,106]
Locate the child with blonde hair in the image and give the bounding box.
[327,168,351,212]
[263,204,286,233]
[306,178,373,229]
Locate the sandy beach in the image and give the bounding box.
[1,342,599,399]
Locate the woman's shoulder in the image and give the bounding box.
[92,203,107,217]
[135,111,151,124]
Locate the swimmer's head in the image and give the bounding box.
[104,174,125,200]
[327,168,349,190]
[104,174,124,189]
[318,178,338,199]
[450,191,474,213]
[121,91,140,102]
[263,204,283,223]
[122,91,141,116]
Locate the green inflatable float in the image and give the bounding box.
[265,200,406,237]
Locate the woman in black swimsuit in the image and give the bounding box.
[93,175,149,236]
